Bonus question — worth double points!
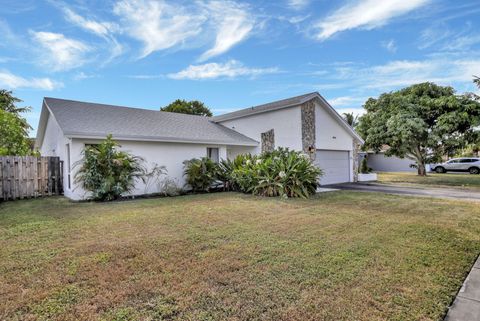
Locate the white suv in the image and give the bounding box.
[431,158,480,174]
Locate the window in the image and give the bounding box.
[207,147,219,163]
[66,143,71,189]
[460,159,474,163]
[448,159,460,164]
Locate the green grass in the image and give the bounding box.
[1,192,480,320]
[378,172,480,190]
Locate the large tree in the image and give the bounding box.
[357,82,480,176]
[161,99,212,117]
[0,90,32,156]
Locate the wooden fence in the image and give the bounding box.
[0,156,63,201]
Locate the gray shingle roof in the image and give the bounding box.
[43,97,258,146]
[212,92,318,122]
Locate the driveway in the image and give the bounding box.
[327,182,480,202]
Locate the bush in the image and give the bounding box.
[359,157,370,174]
[75,135,146,201]
[159,177,183,197]
[183,157,219,192]
[231,148,322,198]
[217,154,252,191]
[184,148,322,198]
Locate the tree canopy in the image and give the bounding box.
[0,90,33,156]
[161,99,212,117]
[357,82,480,175]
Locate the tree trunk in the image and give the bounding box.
[413,146,427,176]
[417,162,427,176]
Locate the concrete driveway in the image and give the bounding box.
[327,182,480,202]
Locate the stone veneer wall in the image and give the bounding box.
[352,140,362,182]
[301,99,316,160]
[261,129,275,153]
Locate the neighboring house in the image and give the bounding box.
[36,92,363,200]
[359,147,416,172]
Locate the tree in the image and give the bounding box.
[0,90,31,114]
[357,82,480,176]
[0,109,32,155]
[0,90,32,156]
[342,112,359,127]
[161,99,212,117]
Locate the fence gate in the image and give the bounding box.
[0,156,63,201]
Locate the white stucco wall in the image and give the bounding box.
[367,153,416,172]
[67,139,228,200]
[39,113,66,157]
[38,114,73,197]
[315,102,353,151]
[219,106,302,154]
[314,102,356,182]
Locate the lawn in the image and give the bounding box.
[378,171,480,190]
[1,192,480,321]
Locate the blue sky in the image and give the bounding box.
[1,0,480,136]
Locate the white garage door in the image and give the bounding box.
[315,150,350,185]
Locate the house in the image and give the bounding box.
[35,92,363,200]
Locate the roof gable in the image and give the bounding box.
[213,92,364,143]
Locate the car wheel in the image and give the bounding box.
[435,166,445,173]
[469,167,480,175]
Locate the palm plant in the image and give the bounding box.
[342,112,359,128]
[75,135,146,201]
[183,157,219,192]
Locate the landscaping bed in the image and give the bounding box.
[1,192,480,320]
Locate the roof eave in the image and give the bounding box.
[212,93,318,123]
[64,132,259,147]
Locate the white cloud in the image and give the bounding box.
[418,24,453,49]
[382,39,397,53]
[63,8,119,37]
[329,58,480,90]
[442,34,480,52]
[198,1,255,62]
[0,70,62,90]
[62,7,123,61]
[287,0,310,10]
[30,31,90,71]
[313,0,429,40]
[329,96,366,107]
[113,0,205,58]
[73,72,98,81]
[113,0,256,61]
[168,60,279,80]
[335,107,365,117]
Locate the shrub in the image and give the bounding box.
[183,157,219,192]
[75,135,146,201]
[143,163,167,194]
[231,148,322,198]
[159,177,183,197]
[184,148,322,198]
[359,157,371,174]
[217,154,252,191]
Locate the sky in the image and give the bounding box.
[1,0,480,136]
